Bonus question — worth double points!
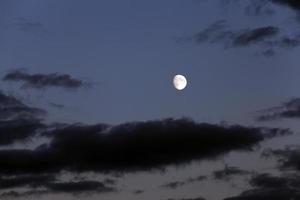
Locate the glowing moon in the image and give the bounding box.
[173,74,187,90]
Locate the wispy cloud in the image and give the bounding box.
[3,69,87,90]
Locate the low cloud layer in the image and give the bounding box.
[0,92,46,145]
[3,70,85,90]
[0,118,290,175]
[0,174,115,197]
[256,98,300,121]
[224,173,300,199]
[0,91,45,120]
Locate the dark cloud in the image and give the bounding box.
[0,91,46,120]
[164,198,206,200]
[0,91,46,145]
[224,173,300,200]
[49,102,65,109]
[249,173,300,188]
[11,18,48,35]
[0,119,45,145]
[0,174,55,189]
[46,181,115,193]
[0,173,115,197]
[262,147,300,171]
[271,0,300,11]
[0,190,48,198]
[190,20,300,56]
[162,181,186,189]
[162,175,207,189]
[244,0,275,16]
[213,165,252,180]
[256,98,300,121]
[3,69,85,90]
[133,190,144,194]
[0,118,289,175]
[232,27,279,47]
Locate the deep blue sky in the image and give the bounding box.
[1,1,300,199]
[1,0,299,125]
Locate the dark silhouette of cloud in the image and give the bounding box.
[232,27,279,47]
[0,173,115,198]
[213,165,252,180]
[188,20,300,56]
[0,91,46,120]
[49,102,65,109]
[46,181,115,193]
[224,173,300,200]
[11,18,48,35]
[164,198,206,200]
[0,91,46,145]
[244,0,275,16]
[0,119,45,145]
[262,147,300,171]
[162,175,207,189]
[271,0,300,11]
[0,118,289,175]
[0,174,55,189]
[3,69,84,90]
[133,190,144,194]
[256,98,300,121]
[162,181,186,189]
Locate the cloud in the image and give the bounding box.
[0,91,46,120]
[189,20,300,56]
[0,118,290,176]
[231,27,279,46]
[262,147,300,171]
[133,190,144,194]
[3,69,85,90]
[161,181,186,189]
[0,91,46,145]
[0,119,45,145]
[162,175,207,189]
[213,165,252,180]
[0,174,55,189]
[0,173,116,198]
[256,98,300,121]
[49,102,65,110]
[223,173,300,200]
[164,198,206,200]
[271,0,300,11]
[46,181,115,193]
[12,18,48,35]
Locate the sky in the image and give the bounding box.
[1,0,300,200]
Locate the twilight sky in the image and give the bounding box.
[1,0,300,200]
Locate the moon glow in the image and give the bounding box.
[173,75,187,90]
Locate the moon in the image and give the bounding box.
[173,74,187,90]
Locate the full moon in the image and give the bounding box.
[173,74,187,90]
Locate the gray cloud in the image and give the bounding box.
[213,165,252,180]
[161,175,207,189]
[0,91,46,145]
[188,20,300,56]
[11,18,48,35]
[256,98,300,121]
[223,173,300,200]
[0,91,46,120]
[3,69,85,90]
[262,147,300,171]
